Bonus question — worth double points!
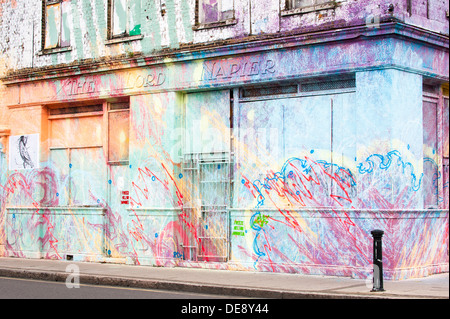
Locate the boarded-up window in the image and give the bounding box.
[49,147,106,206]
[108,104,130,162]
[183,90,232,261]
[238,95,334,208]
[198,0,234,24]
[444,98,449,159]
[49,109,106,207]
[410,0,430,18]
[289,0,332,9]
[50,116,103,148]
[423,99,439,208]
[111,0,141,37]
[236,87,356,209]
[44,0,70,49]
[50,148,70,206]
[70,147,106,205]
[443,97,449,209]
[185,90,230,155]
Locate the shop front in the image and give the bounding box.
[1,23,448,279]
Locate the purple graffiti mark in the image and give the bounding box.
[127,166,155,265]
[202,0,218,23]
[87,193,130,258]
[0,169,61,259]
[423,157,443,204]
[160,163,212,261]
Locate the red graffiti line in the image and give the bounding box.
[1,172,61,259]
[244,156,371,268]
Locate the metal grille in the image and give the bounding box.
[423,84,438,94]
[300,79,356,92]
[182,152,232,262]
[110,102,130,110]
[240,84,298,98]
[49,104,103,116]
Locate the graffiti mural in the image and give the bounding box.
[1,83,448,280]
[0,0,448,281]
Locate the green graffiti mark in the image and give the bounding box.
[253,215,269,228]
[129,24,141,36]
[232,220,245,236]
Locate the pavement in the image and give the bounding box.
[0,257,448,299]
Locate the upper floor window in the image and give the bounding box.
[108,0,142,39]
[288,0,330,9]
[108,102,130,163]
[283,0,340,15]
[195,0,235,28]
[42,0,70,50]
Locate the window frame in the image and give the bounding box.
[107,102,130,165]
[422,94,440,209]
[193,0,237,31]
[48,104,106,207]
[41,0,71,54]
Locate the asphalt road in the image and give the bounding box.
[0,276,236,299]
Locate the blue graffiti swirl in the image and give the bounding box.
[357,150,423,191]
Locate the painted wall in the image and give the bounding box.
[0,68,448,279]
[0,0,448,280]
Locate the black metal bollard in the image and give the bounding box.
[371,229,385,292]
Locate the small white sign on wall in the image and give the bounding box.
[9,134,39,170]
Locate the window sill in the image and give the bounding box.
[38,46,72,55]
[105,34,144,45]
[192,18,237,31]
[281,2,338,17]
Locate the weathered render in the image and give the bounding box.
[0,0,448,280]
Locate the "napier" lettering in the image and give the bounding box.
[202,59,275,81]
